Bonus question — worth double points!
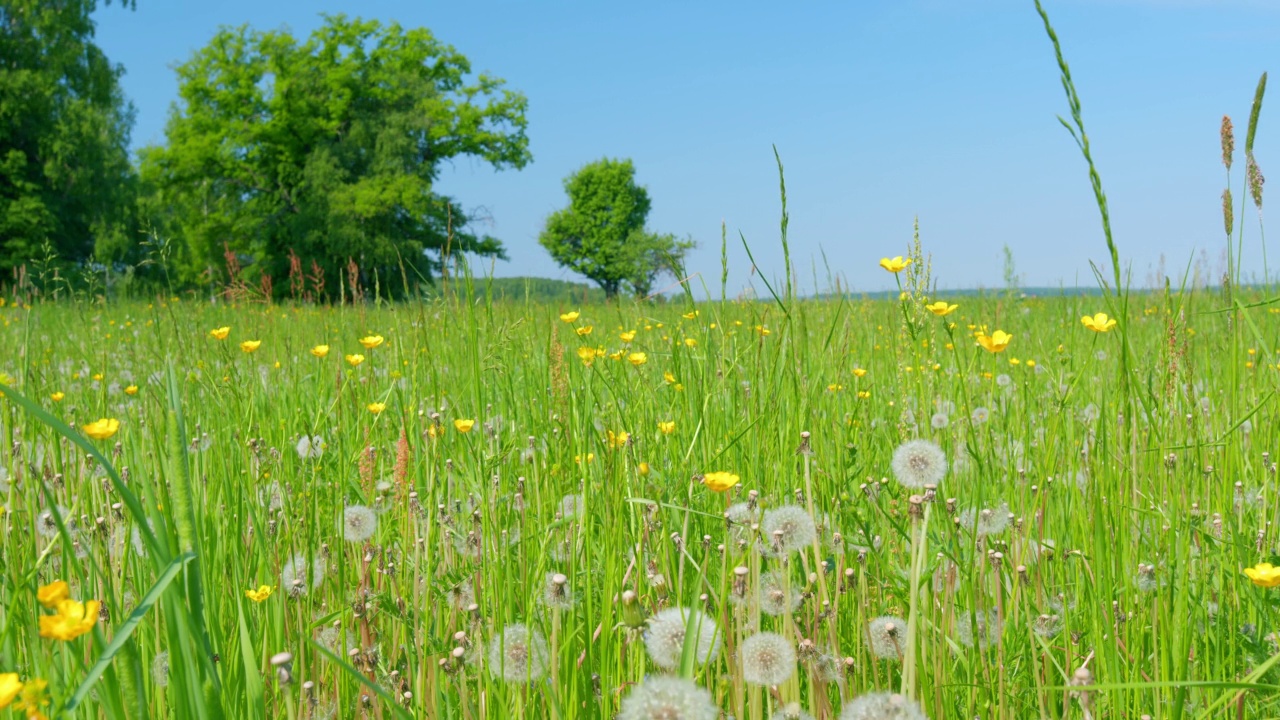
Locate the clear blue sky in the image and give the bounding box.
[94,0,1277,297]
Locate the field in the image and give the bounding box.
[1,273,1279,720]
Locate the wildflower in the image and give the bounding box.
[761,505,817,556]
[702,471,740,492]
[367,402,386,414]
[576,346,597,366]
[618,676,720,720]
[454,418,475,433]
[684,338,698,348]
[663,371,676,384]
[35,506,72,539]
[958,503,1011,537]
[839,692,928,720]
[542,572,574,610]
[559,311,580,323]
[0,674,20,709]
[358,335,384,349]
[240,340,262,353]
[682,311,698,319]
[488,624,550,683]
[607,430,630,449]
[740,632,796,686]
[245,585,274,602]
[341,505,378,543]
[1244,563,1280,588]
[345,354,365,367]
[890,439,947,489]
[879,256,912,273]
[310,345,330,358]
[82,418,120,440]
[559,494,584,519]
[296,435,325,459]
[37,581,69,609]
[281,554,326,597]
[644,607,720,670]
[210,327,231,340]
[50,392,64,402]
[620,330,637,343]
[759,571,803,616]
[638,461,650,475]
[628,352,648,366]
[39,598,100,641]
[867,616,908,660]
[976,330,1012,353]
[930,413,949,429]
[658,420,675,435]
[13,678,48,717]
[1081,312,1117,333]
[576,325,594,336]
[971,406,990,423]
[852,367,867,378]
[925,300,957,316]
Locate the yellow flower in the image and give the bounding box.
[619,330,636,343]
[359,335,385,349]
[754,325,771,336]
[14,677,48,715]
[857,390,871,399]
[367,402,386,415]
[1244,562,1280,588]
[244,585,274,603]
[559,311,580,323]
[345,354,365,367]
[209,326,231,340]
[1026,359,1036,368]
[1081,312,1117,333]
[658,420,675,435]
[454,419,475,433]
[607,430,630,449]
[879,256,912,273]
[82,418,120,440]
[976,330,1013,354]
[124,385,138,396]
[311,345,330,358]
[92,373,104,381]
[240,340,262,353]
[638,462,650,476]
[609,350,624,361]
[683,338,697,348]
[50,392,64,402]
[37,581,69,610]
[576,325,593,336]
[0,373,14,387]
[682,311,698,320]
[0,673,20,710]
[663,371,676,384]
[574,452,595,464]
[39,598,100,641]
[702,471,740,492]
[852,368,867,378]
[628,352,648,367]
[576,346,597,366]
[827,383,844,392]
[925,300,958,316]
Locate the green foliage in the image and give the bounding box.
[0,0,138,274]
[538,158,693,298]
[138,14,531,298]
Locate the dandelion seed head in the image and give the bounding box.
[996,374,1012,388]
[617,676,720,720]
[152,651,170,688]
[956,608,1002,650]
[488,624,549,683]
[759,570,803,616]
[296,434,325,459]
[36,505,74,539]
[644,607,720,670]
[839,692,929,720]
[958,502,1011,537]
[772,702,816,720]
[740,632,796,687]
[542,572,574,611]
[890,439,947,489]
[930,413,949,430]
[342,505,378,543]
[867,615,908,660]
[558,494,584,520]
[971,407,990,424]
[760,505,817,557]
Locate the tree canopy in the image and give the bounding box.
[139,14,531,298]
[0,0,138,274]
[538,158,692,298]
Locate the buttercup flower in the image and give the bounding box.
[310,345,330,358]
[559,311,580,323]
[576,325,593,336]
[37,581,69,609]
[1244,562,1280,588]
[359,335,384,349]
[82,418,120,440]
[50,392,64,402]
[345,354,365,367]
[628,352,648,367]
[925,300,958,316]
[977,330,1012,353]
[124,385,138,395]
[240,340,262,353]
[658,420,675,435]
[702,472,740,492]
[39,598,100,641]
[454,419,475,433]
[0,673,20,709]
[245,585,274,602]
[620,330,637,343]
[210,326,231,340]
[1081,313,1117,333]
[367,403,386,414]
[879,256,912,273]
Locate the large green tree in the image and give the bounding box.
[139,14,530,298]
[539,158,693,299]
[0,0,138,274]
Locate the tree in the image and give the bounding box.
[0,0,138,274]
[138,14,530,298]
[539,158,692,299]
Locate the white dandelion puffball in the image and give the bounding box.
[840,692,929,720]
[281,554,327,597]
[760,505,818,557]
[867,615,908,660]
[341,505,378,543]
[644,607,720,670]
[618,676,720,720]
[890,439,947,489]
[488,624,549,683]
[296,434,325,459]
[740,632,796,687]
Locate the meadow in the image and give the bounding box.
[2,259,1280,720]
